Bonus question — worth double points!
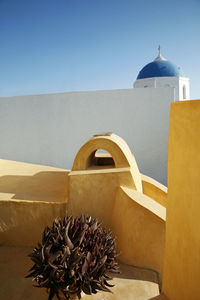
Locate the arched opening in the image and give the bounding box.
[183,85,186,99]
[71,133,143,192]
[86,149,115,170]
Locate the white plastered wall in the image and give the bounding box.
[133,78,156,88]
[0,87,174,185]
[134,77,190,101]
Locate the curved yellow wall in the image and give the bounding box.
[111,186,165,277]
[68,167,138,227]
[142,174,167,208]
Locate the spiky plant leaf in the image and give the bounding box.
[26,215,119,300]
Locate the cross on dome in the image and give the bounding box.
[158,45,161,55]
[154,45,166,61]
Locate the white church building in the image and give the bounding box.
[134,47,190,101]
[0,48,190,185]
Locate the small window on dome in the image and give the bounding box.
[183,85,186,99]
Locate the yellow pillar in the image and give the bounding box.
[162,100,200,299]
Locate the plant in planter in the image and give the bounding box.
[26,215,119,300]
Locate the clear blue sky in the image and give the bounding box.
[0,0,200,99]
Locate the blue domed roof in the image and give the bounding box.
[137,53,184,80]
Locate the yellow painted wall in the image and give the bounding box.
[0,160,69,246]
[111,186,165,277]
[142,174,167,208]
[3,102,200,299]
[68,134,166,278]
[72,134,143,193]
[68,168,137,227]
[162,100,200,299]
[0,200,68,246]
[0,135,167,281]
[0,159,69,202]
[68,169,166,277]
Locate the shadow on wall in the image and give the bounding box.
[0,170,69,246]
[0,171,69,202]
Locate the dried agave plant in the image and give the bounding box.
[26,215,119,300]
